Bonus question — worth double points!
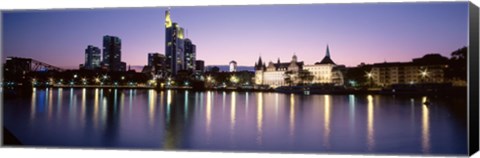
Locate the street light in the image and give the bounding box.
[421,70,428,77]
[365,71,373,87]
[230,75,239,84]
[420,69,428,83]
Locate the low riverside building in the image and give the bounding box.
[368,54,449,87]
[254,45,345,88]
[302,45,340,85]
[254,55,303,88]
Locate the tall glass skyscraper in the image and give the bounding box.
[102,35,126,71]
[165,9,196,76]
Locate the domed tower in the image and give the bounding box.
[229,60,237,72]
[292,53,298,63]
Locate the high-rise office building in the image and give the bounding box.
[102,35,126,71]
[84,45,101,70]
[148,52,166,74]
[165,9,186,76]
[184,38,196,71]
[165,9,199,76]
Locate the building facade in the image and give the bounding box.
[84,45,101,70]
[369,54,448,87]
[255,45,345,88]
[229,60,237,72]
[184,38,196,71]
[254,55,303,88]
[302,45,337,84]
[148,52,167,75]
[102,35,126,71]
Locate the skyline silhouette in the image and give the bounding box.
[2,2,468,69]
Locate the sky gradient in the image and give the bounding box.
[2,2,469,69]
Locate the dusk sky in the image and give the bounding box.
[2,2,468,69]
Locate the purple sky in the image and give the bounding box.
[2,2,468,69]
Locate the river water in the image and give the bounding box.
[3,88,467,155]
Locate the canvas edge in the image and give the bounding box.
[468,1,480,156]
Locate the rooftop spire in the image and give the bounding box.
[257,56,263,65]
[317,44,335,65]
[326,44,330,57]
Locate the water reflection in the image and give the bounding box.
[206,91,212,142]
[275,93,279,120]
[289,94,295,141]
[120,89,125,112]
[349,95,356,132]
[367,95,375,151]
[6,88,466,154]
[128,89,133,114]
[81,88,86,124]
[148,90,156,127]
[323,95,331,148]
[245,92,249,118]
[48,88,53,121]
[30,88,36,121]
[166,90,172,124]
[257,92,264,145]
[57,88,63,118]
[69,88,77,125]
[230,92,237,133]
[422,96,430,153]
[94,88,99,128]
[184,90,189,120]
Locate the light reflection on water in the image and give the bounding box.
[3,88,467,154]
[422,96,430,153]
[367,95,374,151]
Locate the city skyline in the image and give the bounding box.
[2,2,468,69]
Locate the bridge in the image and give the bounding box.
[4,56,66,73]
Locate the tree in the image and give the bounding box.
[209,66,220,73]
[447,47,467,81]
[298,69,314,85]
[284,70,294,87]
[344,66,370,87]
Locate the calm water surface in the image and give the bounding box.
[3,88,467,155]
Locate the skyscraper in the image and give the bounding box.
[102,35,126,71]
[165,9,185,76]
[148,52,166,74]
[184,38,196,71]
[84,45,101,70]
